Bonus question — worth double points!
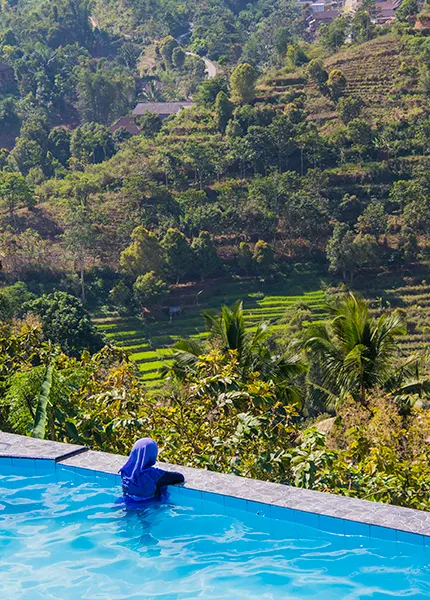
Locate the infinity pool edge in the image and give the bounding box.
[1,430,429,546]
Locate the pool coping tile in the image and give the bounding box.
[1,430,430,543]
[0,431,87,462]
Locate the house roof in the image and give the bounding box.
[377,7,396,16]
[132,101,194,116]
[111,116,141,135]
[0,63,12,73]
[311,10,339,20]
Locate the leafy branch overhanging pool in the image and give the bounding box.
[0,434,429,599]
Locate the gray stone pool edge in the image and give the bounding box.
[1,431,430,545]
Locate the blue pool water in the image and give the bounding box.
[0,461,429,599]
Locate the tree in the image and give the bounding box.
[243,125,277,173]
[133,271,169,311]
[138,112,162,138]
[161,228,192,283]
[320,16,348,52]
[215,91,233,133]
[109,280,132,313]
[356,201,388,238]
[306,59,328,87]
[274,26,291,56]
[120,226,165,276]
[326,222,358,280]
[327,69,347,101]
[230,63,257,103]
[140,80,164,103]
[303,293,407,407]
[0,282,35,321]
[346,118,374,157]
[62,203,96,302]
[237,242,253,274]
[8,138,45,176]
[48,127,72,166]
[70,122,115,164]
[172,46,186,69]
[403,198,430,233]
[226,119,244,138]
[396,0,419,21]
[351,7,375,43]
[0,172,34,224]
[352,233,380,270]
[337,96,363,124]
[159,36,179,67]
[24,292,104,357]
[286,44,309,68]
[326,223,379,280]
[183,142,216,189]
[398,226,418,262]
[191,231,219,280]
[253,240,274,274]
[76,65,135,124]
[197,75,229,106]
[113,127,133,147]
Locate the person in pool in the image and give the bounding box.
[119,438,184,501]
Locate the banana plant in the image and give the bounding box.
[31,360,55,440]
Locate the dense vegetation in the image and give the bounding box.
[1,0,430,510]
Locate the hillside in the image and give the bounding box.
[3,1,430,532]
[257,34,425,129]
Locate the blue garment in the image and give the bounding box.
[119,438,165,500]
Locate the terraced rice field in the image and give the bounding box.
[95,276,327,389]
[95,266,430,389]
[361,278,430,355]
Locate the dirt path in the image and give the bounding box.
[186,52,218,79]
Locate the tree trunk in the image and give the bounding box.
[80,261,85,303]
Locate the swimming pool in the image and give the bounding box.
[0,459,429,599]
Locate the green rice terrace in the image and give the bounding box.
[95,275,328,389]
[95,267,430,389]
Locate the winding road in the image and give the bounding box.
[89,17,218,80]
[186,52,218,79]
[177,24,218,80]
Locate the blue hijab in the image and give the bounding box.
[119,438,164,500]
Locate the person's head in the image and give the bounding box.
[131,438,158,467]
[120,438,159,482]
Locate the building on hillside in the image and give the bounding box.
[0,63,14,88]
[132,101,195,119]
[310,2,326,11]
[374,2,396,24]
[307,9,340,33]
[110,116,141,135]
[374,0,403,24]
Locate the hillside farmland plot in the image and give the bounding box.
[95,276,328,389]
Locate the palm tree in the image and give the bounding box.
[303,292,429,408]
[164,301,307,404]
[140,80,164,103]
